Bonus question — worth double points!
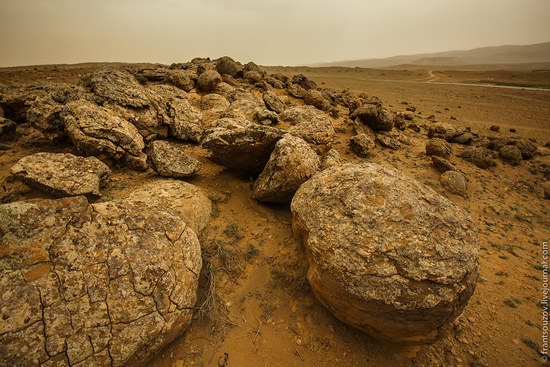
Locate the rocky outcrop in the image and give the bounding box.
[0,192,205,366]
[291,163,479,345]
[280,106,335,154]
[252,135,320,203]
[149,140,201,178]
[60,100,148,170]
[10,152,110,198]
[202,118,284,174]
[320,149,341,170]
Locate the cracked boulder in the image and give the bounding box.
[0,193,204,366]
[291,163,479,346]
[60,100,148,170]
[202,118,284,174]
[149,140,201,178]
[458,146,496,169]
[252,134,320,203]
[280,105,335,154]
[10,152,111,198]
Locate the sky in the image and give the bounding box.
[0,0,549,67]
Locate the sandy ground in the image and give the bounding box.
[1,64,549,367]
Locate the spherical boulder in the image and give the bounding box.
[197,70,222,92]
[499,145,522,165]
[291,163,479,346]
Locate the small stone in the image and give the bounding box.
[499,145,522,165]
[489,125,500,132]
[350,134,375,157]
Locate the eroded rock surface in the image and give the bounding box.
[60,100,148,170]
[10,152,111,198]
[0,194,203,366]
[149,140,201,178]
[252,134,320,203]
[291,163,479,345]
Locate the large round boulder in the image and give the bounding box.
[291,163,479,346]
[0,192,205,366]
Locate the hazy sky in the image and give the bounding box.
[0,0,549,67]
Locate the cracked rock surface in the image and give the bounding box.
[0,185,207,366]
[279,106,335,154]
[60,100,148,171]
[10,152,111,198]
[291,163,479,345]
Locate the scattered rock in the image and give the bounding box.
[0,195,203,366]
[350,134,376,157]
[10,152,110,198]
[440,171,468,196]
[291,74,318,90]
[428,123,458,141]
[280,106,335,154]
[244,71,263,84]
[458,146,496,169]
[221,99,261,122]
[149,140,201,178]
[499,145,522,165]
[489,125,500,132]
[450,131,475,145]
[256,109,279,125]
[252,135,320,203]
[263,91,286,114]
[304,89,330,111]
[426,138,452,159]
[376,132,400,150]
[287,83,307,98]
[350,103,394,131]
[320,149,341,170]
[0,117,17,141]
[197,70,223,92]
[60,100,148,170]
[291,163,479,345]
[202,118,283,174]
[431,156,458,173]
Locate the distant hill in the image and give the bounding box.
[317,41,550,68]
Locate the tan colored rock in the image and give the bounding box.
[0,194,203,366]
[426,138,452,159]
[320,149,341,170]
[280,106,335,154]
[124,179,212,234]
[440,170,468,195]
[458,146,496,169]
[350,103,394,131]
[252,135,320,203]
[431,156,457,173]
[263,91,286,114]
[304,89,330,111]
[291,163,479,346]
[149,140,201,178]
[60,100,148,170]
[10,152,110,198]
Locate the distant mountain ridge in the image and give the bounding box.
[317,41,550,68]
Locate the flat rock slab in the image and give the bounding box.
[0,195,202,367]
[150,140,201,178]
[10,152,111,197]
[291,163,479,346]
